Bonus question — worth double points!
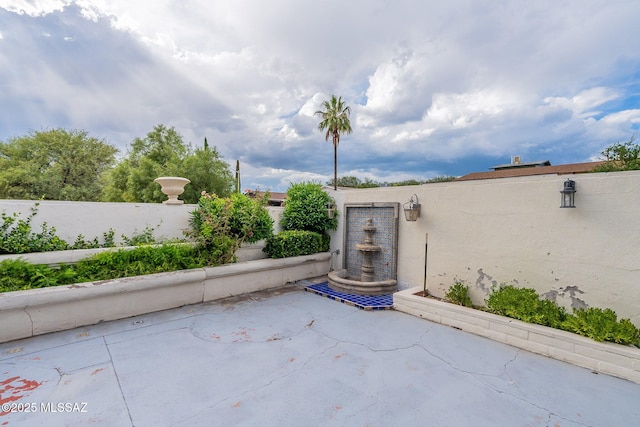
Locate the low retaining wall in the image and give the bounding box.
[0,253,330,343]
[394,287,640,384]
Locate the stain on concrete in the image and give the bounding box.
[0,376,43,420]
[542,290,559,302]
[476,268,497,294]
[543,286,588,310]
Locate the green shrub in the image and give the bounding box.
[444,282,473,307]
[0,244,213,293]
[1,203,138,253]
[1,205,70,254]
[263,230,324,258]
[69,228,119,250]
[121,226,159,246]
[187,192,272,264]
[280,182,337,233]
[561,307,640,345]
[73,244,211,281]
[0,259,77,292]
[486,285,567,328]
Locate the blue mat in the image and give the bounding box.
[304,282,393,311]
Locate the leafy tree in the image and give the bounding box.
[327,176,380,188]
[315,95,352,190]
[280,182,338,234]
[180,145,233,203]
[425,175,457,183]
[103,125,233,203]
[593,136,640,172]
[0,129,117,201]
[103,124,185,203]
[390,179,423,186]
[389,176,456,186]
[327,175,457,188]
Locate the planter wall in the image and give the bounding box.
[394,287,640,384]
[0,253,330,343]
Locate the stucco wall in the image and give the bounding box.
[2,172,638,326]
[326,171,640,326]
[0,200,284,246]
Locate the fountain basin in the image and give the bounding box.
[355,243,381,252]
[328,269,397,296]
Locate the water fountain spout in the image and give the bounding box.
[355,218,381,282]
[328,217,397,295]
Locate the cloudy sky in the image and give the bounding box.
[1,1,639,191]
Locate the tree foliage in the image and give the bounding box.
[0,129,117,201]
[327,175,456,188]
[593,136,640,172]
[315,95,352,190]
[327,176,380,188]
[280,182,337,234]
[102,124,233,203]
[188,192,273,264]
[180,145,234,204]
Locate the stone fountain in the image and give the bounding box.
[328,217,397,295]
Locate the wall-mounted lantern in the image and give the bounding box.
[403,194,421,221]
[560,179,576,208]
[326,202,336,219]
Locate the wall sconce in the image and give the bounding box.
[326,202,336,219]
[403,194,421,221]
[560,179,576,208]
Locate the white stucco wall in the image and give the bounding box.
[0,200,283,246]
[326,171,640,326]
[0,200,195,245]
[2,172,638,326]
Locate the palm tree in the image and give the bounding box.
[314,95,352,190]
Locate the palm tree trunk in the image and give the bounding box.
[333,141,338,190]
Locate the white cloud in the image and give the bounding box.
[544,87,620,119]
[0,0,70,16]
[1,0,639,190]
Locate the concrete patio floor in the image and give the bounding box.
[1,278,639,427]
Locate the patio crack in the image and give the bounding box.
[105,337,135,426]
[407,345,592,427]
[175,339,342,426]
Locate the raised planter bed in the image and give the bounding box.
[0,242,268,266]
[0,253,330,343]
[393,286,640,384]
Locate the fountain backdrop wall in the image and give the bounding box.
[345,204,398,282]
[328,203,399,295]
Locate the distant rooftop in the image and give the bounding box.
[456,161,605,181]
[491,159,551,170]
[245,190,286,206]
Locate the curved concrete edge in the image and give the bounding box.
[327,269,397,295]
[203,253,330,301]
[393,286,640,384]
[0,253,330,343]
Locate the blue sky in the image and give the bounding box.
[1,1,639,191]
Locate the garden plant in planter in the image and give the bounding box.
[188,191,273,264]
[264,182,338,258]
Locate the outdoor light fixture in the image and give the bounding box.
[560,179,576,208]
[403,194,421,221]
[326,202,336,219]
